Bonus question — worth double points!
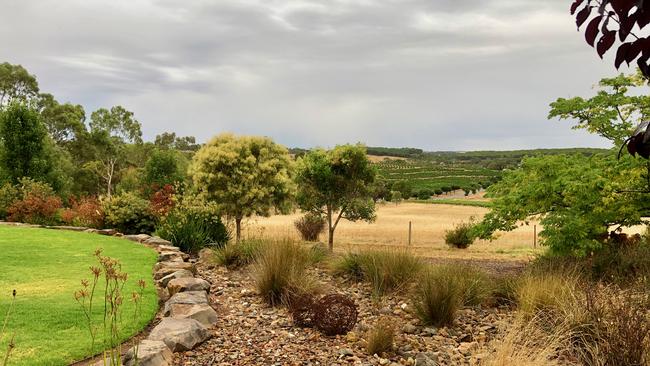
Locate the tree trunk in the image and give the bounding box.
[328,228,334,251]
[235,217,242,243]
[327,206,334,251]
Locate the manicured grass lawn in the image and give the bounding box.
[0,226,159,366]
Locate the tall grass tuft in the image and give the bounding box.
[253,240,314,305]
[515,272,579,319]
[332,250,423,296]
[365,318,395,356]
[483,314,572,366]
[411,268,461,327]
[434,265,492,306]
[215,239,265,269]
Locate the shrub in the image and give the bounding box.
[578,285,650,366]
[155,195,229,254]
[0,183,19,220]
[411,268,461,327]
[589,241,650,283]
[444,220,477,249]
[365,318,395,356]
[7,179,62,225]
[416,189,432,200]
[253,240,313,305]
[215,239,265,269]
[149,184,175,218]
[103,192,157,234]
[60,197,104,228]
[294,213,326,241]
[332,250,423,297]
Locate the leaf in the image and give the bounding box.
[585,15,603,46]
[625,39,643,64]
[597,30,616,58]
[570,0,585,15]
[615,42,631,68]
[576,5,592,28]
[618,12,636,42]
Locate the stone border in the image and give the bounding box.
[0,222,215,366]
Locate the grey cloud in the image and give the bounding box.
[0,0,619,150]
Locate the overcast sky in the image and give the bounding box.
[0,0,626,150]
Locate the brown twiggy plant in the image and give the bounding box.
[75,248,146,366]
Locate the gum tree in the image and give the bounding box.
[190,133,294,242]
[295,144,377,250]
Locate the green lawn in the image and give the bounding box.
[0,226,159,366]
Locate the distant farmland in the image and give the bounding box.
[375,159,500,191]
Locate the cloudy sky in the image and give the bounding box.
[0,0,624,150]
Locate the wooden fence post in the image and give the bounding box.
[408,221,412,246]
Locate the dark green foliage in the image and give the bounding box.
[156,197,229,253]
[445,220,477,249]
[0,182,19,219]
[0,103,60,189]
[102,192,156,234]
[143,149,186,189]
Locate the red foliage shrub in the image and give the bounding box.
[8,192,62,225]
[149,184,175,217]
[61,197,104,228]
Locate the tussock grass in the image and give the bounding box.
[411,268,461,327]
[515,272,579,319]
[253,239,314,305]
[214,239,265,268]
[434,265,492,306]
[365,318,395,356]
[332,249,423,296]
[483,314,572,366]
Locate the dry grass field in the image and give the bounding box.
[242,202,543,262]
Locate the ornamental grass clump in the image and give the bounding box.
[215,239,265,269]
[332,249,423,297]
[411,268,461,327]
[365,318,395,356]
[253,240,314,306]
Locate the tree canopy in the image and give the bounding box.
[189,133,294,241]
[295,144,377,250]
[477,71,650,256]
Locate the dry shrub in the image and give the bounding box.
[483,314,572,366]
[149,184,175,217]
[253,240,315,305]
[365,318,395,356]
[313,294,358,336]
[576,285,650,366]
[332,249,423,296]
[294,213,325,241]
[411,268,461,327]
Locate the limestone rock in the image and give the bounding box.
[158,251,184,262]
[123,234,151,242]
[415,352,439,366]
[147,318,210,352]
[123,340,173,366]
[164,291,209,315]
[154,261,196,276]
[145,236,172,246]
[157,270,194,287]
[168,303,218,326]
[167,277,210,296]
